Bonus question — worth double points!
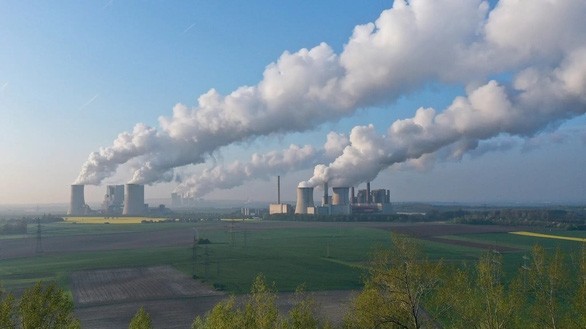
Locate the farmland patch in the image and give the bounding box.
[70,265,223,306]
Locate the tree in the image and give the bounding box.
[345,234,444,329]
[192,274,329,329]
[18,282,80,329]
[437,250,524,329]
[282,285,325,329]
[129,307,153,329]
[242,274,279,329]
[0,285,15,329]
[192,274,278,329]
[526,245,571,329]
[572,245,586,327]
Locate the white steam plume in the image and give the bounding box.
[75,0,586,186]
[303,46,586,187]
[174,132,349,198]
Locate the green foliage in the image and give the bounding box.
[192,297,240,329]
[129,307,153,329]
[345,234,444,329]
[573,245,586,327]
[242,275,279,329]
[282,286,320,329]
[0,285,15,329]
[18,282,80,329]
[192,275,326,329]
[526,245,570,329]
[436,251,523,328]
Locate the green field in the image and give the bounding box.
[1,221,585,294]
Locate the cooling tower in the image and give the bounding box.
[68,184,86,215]
[123,184,145,215]
[295,187,314,214]
[332,187,350,205]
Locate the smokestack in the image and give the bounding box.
[332,187,350,205]
[295,187,314,214]
[351,187,355,204]
[277,176,281,204]
[68,184,86,215]
[366,182,371,204]
[322,182,329,205]
[123,184,145,215]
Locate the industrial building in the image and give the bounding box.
[69,183,147,216]
[269,176,293,215]
[294,181,392,215]
[102,185,124,214]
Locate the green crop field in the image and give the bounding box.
[1,220,584,295]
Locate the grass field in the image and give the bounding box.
[1,220,585,294]
[63,216,166,224]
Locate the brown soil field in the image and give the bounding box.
[390,222,527,251]
[72,266,354,329]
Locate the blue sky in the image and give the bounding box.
[1,1,585,205]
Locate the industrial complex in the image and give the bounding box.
[69,176,391,217]
[270,176,392,216]
[68,184,148,216]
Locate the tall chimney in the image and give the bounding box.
[322,182,329,205]
[351,187,355,204]
[366,182,371,204]
[277,175,281,204]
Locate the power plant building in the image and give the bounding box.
[102,185,124,214]
[123,184,146,215]
[295,182,392,216]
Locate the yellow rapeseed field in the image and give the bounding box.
[510,231,586,242]
[63,217,166,224]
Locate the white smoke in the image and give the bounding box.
[174,132,349,198]
[75,0,586,190]
[303,47,586,187]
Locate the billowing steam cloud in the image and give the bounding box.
[76,0,586,189]
[303,48,586,187]
[174,132,349,197]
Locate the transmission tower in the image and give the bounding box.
[35,217,43,254]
